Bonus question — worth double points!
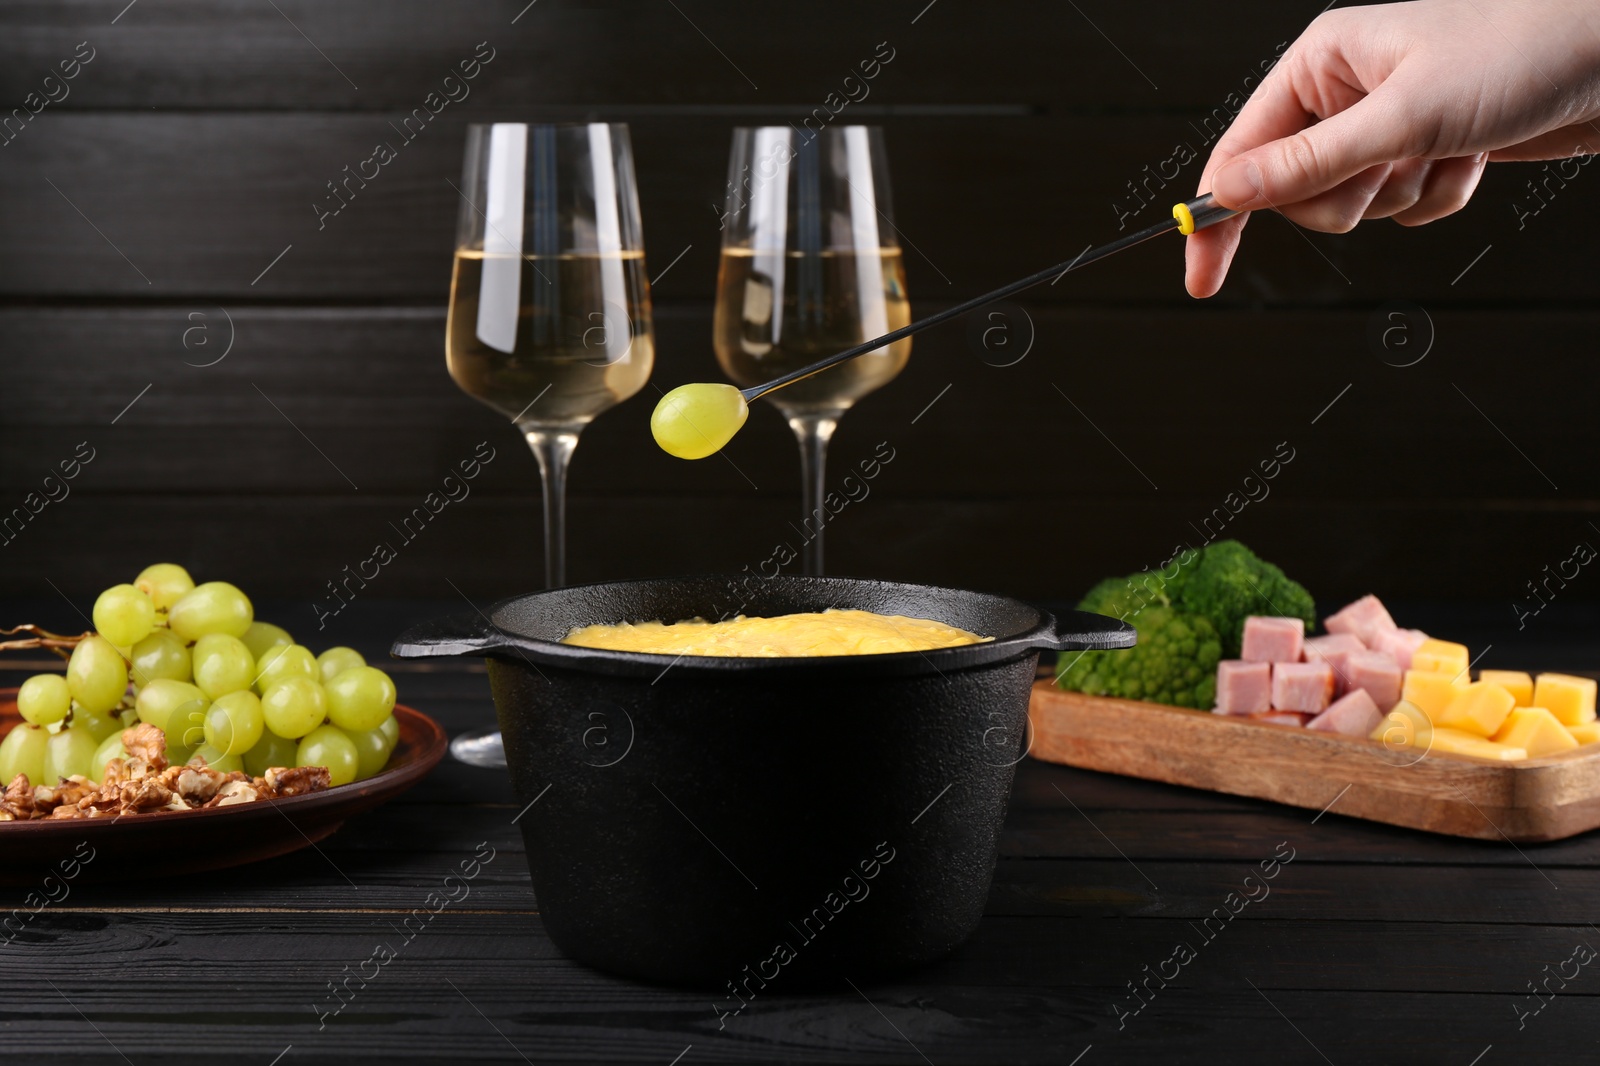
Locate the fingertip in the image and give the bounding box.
[1183,214,1247,299]
[1183,235,1222,299]
[1185,272,1219,300]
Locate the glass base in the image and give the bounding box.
[450,729,507,768]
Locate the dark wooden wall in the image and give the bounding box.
[1,0,1595,623]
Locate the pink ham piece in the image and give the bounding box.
[1323,594,1398,648]
[1344,650,1402,711]
[1272,661,1335,713]
[1241,616,1305,664]
[1250,711,1313,727]
[1307,688,1385,737]
[1302,633,1366,694]
[1214,660,1271,715]
[1370,627,1428,671]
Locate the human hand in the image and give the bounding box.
[1186,0,1600,298]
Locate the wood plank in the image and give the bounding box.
[8,491,1600,615]
[6,800,1595,919]
[1,305,1593,499]
[5,789,1590,914]
[935,916,1600,993]
[0,300,1594,603]
[7,912,1598,996]
[3,912,1594,1062]
[999,802,1600,866]
[0,0,1341,111]
[986,859,1597,922]
[0,112,1580,302]
[1030,683,1600,841]
[13,833,1598,920]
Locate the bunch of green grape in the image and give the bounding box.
[0,563,400,791]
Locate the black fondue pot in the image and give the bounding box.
[392,575,1132,986]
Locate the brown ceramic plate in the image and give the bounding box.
[0,691,447,884]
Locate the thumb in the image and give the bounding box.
[1211,85,1418,211]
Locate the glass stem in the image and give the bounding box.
[523,429,581,589]
[786,412,840,577]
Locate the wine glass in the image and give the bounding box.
[444,122,654,766]
[712,126,909,576]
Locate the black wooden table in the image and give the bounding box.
[3,603,1596,1065]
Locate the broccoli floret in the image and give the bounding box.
[1174,540,1315,658]
[1056,606,1222,709]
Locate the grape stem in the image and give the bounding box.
[0,624,93,662]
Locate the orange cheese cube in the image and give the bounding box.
[1492,706,1580,757]
[1402,670,1462,722]
[1411,639,1470,681]
[1567,722,1600,747]
[1429,727,1527,761]
[1370,702,1432,749]
[1478,670,1533,706]
[1532,673,1597,726]
[1436,682,1516,737]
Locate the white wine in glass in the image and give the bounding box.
[712,246,909,413]
[448,249,655,428]
[444,122,654,767]
[712,126,909,575]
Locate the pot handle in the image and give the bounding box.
[390,612,515,659]
[1039,609,1137,652]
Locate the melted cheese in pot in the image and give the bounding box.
[561,608,990,658]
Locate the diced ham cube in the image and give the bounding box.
[1307,688,1384,737]
[1323,594,1399,647]
[1303,633,1366,694]
[1272,661,1334,713]
[1370,628,1428,671]
[1214,660,1272,715]
[1241,616,1306,664]
[1345,650,1402,711]
[1249,711,1312,727]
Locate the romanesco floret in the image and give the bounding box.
[1056,605,1221,709]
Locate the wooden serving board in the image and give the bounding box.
[1028,681,1600,842]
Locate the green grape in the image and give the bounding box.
[17,673,71,726]
[72,705,124,744]
[377,713,399,753]
[204,690,264,757]
[188,742,243,774]
[135,562,195,613]
[241,621,294,661]
[166,733,196,768]
[192,633,255,699]
[42,727,96,784]
[167,581,253,641]
[93,583,156,647]
[0,723,48,784]
[316,646,365,684]
[345,724,391,781]
[134,679,208,733]
[260,677,327,739]
[297,724,358,787]
[66,635,128,715]
[175,701,210,749]
[90,732,127,783]
[325,666,396,732]
[130,628,191,688]
[242,729,299,777]
[254,644,317,694]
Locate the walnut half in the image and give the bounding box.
[264,765,331,798]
